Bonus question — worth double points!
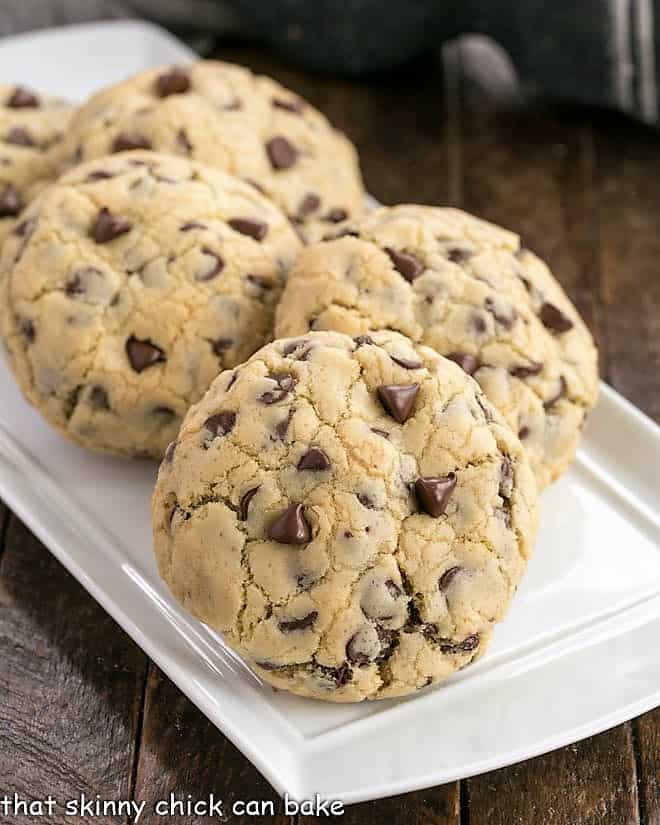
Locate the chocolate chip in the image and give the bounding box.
[518,426,530,440]
[163,441,177,463]
[85,169,114,182]
[239,487,259,521]
[273,409,293,442]
[226,372,238,391]
[258,373,295,404]
[499,457,514,499]
[447,247,471,263]
[92,207,131,243]
[20,318,35,343]
[125,336,165,372]
[272,96,304,113]
[155,67,191,97]
[228,217,268,241]
[204,411,236,438]
[519,275,532,292]
[196,248,224,281]
[153,405,176,420]
[269,503,311,545]
[89,385,109,410]
[266,136,298,170]
[386,248,424,282]
[323,208,348,223]
[65,273,85,297]
[0,184,22,217]
[390,354,423,370]
[245,274,273,290]
[297,448,330,471]
[544,376,567,409]
[439,634,480,654]
[7,87,38,108]
[446,352,479,375]
[377,383,419,423]
[354,335,374,348]
[297,193,320,218]
[415,474,457,517]
[282,339,313,360]
[14,216,36,238]
[510,361,543,378]
[356,492,379,510]
[472,313,488,334]
[176,128,193,154]
[211,337,233,356]
[180,221,206,232]
[112,133,152,152]
[5,127,35,147]
[371,428,389,438]
[385,579,402,599]
[539,302,573,333]
[439,566,461,591]
[316,662,352,688]
[279,611,318,632]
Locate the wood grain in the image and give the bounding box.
[0,516,147,824]
[635,709,660,825]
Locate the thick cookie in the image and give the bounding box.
[0,84,72,243]
[0,151,302,458]
[275,206,599,488]
[54,61,365,242]
[152,330,538,702]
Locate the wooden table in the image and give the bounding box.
[1,39,659,824]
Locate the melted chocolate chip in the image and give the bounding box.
[386,247,424,282]
[472,313,488,334]
[85,169,114,182]
[156,67,191,97]
[485,297,517,329]
[89,385,110,410]
[20,318,35,343]
[258,373,295,404]
[544,376,567,409]
[439,634,480,654]
[5,127,34,147]
[272,96,304,113]
[499,457,514,499]
[539,302,574,333]
[518,425,531,440]
[246,274,273,290]
[439,566,461,591]
[323,208,348,223]
[268,503,311,545]
[385,579,402,599]
[0,184,22,217]
[204,411,236,438]
[446,352,479,375]
[356,492,377,509]
[125,336,165,372]
[273,409,293,442]
[282,339,313,360]
[112,133,152,152]
[297,192,320,218]
[196,248,224,281]
[279,611,318,632]
[390,354,423,370]
[297,447,330,471]
[14,216,36,238]
[353,334,374,348]
[510,361,543,379]
[377,383,420,423]
[266,136,298,170]
[415,474,457,517]
[153,405,176,420]
[92,207,131,243]
[447,247,471,263]
[346,633,372,666]
[228,217,268,241]
[7,87,38,108]
[317,662,352,688]
[239,487,259,521]
[371,428,389,438]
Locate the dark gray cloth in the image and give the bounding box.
[1,0,659,125]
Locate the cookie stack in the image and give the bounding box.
[0,62,598,702]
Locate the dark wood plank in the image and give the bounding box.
[0,514,147,824]
[467,727,639,825]
[634,709,660,825]
[133,665,291,824]
[593,112,660,423]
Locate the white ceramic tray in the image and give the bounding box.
[0,20,659,805]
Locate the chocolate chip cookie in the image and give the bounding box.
[275,206,599,488]
[0,151,302,458]
[152,330,537,702]
[0,84,72,243]
[54,61,365,242]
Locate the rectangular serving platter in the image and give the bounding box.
[0,20,658,805]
